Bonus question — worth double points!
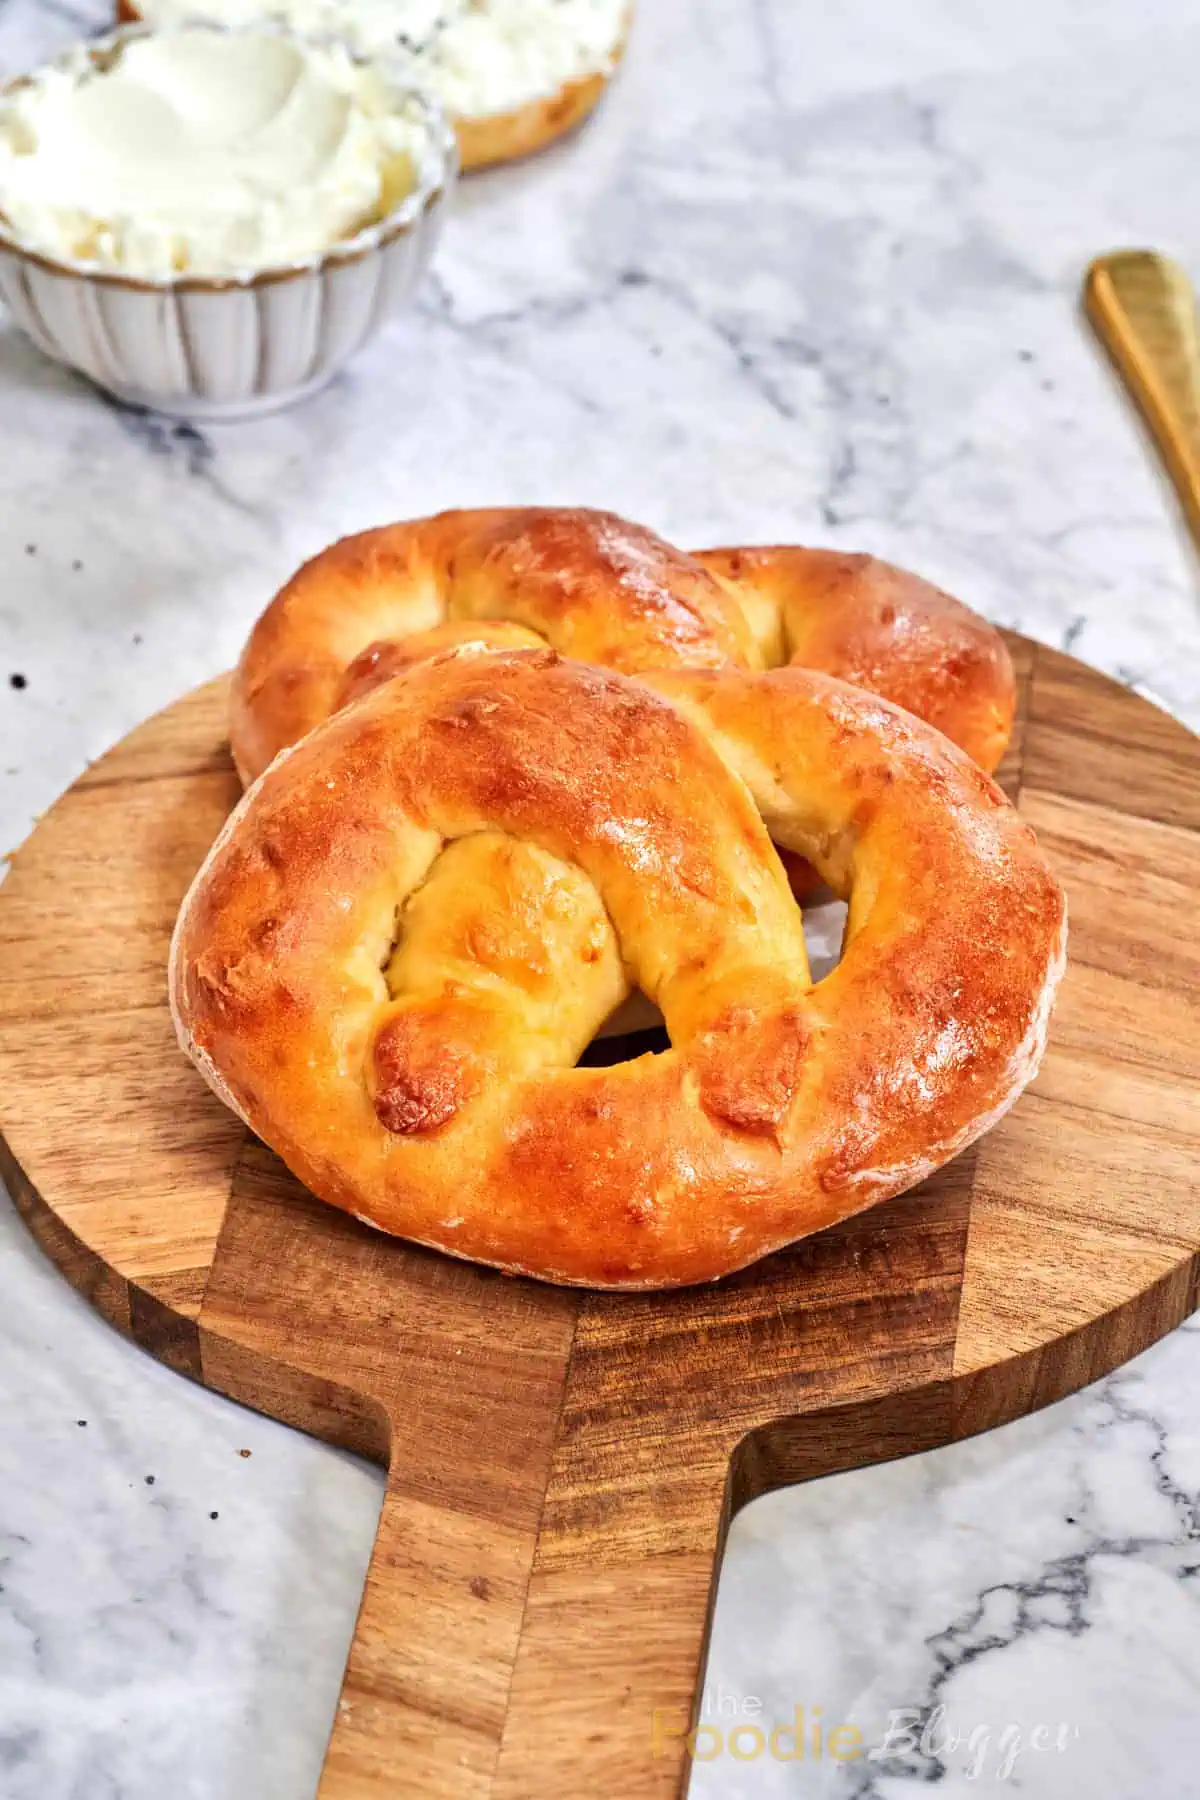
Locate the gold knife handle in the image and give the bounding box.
[1084,249,1200,546]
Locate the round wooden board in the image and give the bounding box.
[2,634,1200,1798]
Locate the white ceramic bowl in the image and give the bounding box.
[0,22,458,420]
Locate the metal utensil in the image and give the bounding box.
[1084,249,1200,546]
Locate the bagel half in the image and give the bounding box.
[116,1,630,171]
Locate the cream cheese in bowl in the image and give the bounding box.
[0,22,456,418]
[0,28,427,277]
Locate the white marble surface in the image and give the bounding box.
[2,0,1200,1794]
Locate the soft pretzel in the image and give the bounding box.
[230,508,1014,785]
[116,2,630,173]
[694,545,1013,771]
[173,648,1065,1289]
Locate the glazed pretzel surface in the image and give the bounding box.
[174,648,1065,1290]
[231,508,1015,784]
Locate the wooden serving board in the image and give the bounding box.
[3,634,1200,1798]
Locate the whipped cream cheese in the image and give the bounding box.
[426,0,629,118]
[0,28,427,277]
[133,0,629,119]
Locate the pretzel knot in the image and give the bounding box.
[172,648,1066,1290]
[229,508,1015,784]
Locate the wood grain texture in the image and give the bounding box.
[2,636,1200,1797]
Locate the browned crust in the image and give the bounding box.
[337,620,546,710]
[696,546,1016,773]
[173,650,1066,1290]
[454,63,616,171]
[231,508,755,781]
[233,510,1016,788]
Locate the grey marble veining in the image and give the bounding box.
[693,1321,1200,1798]
[2,0,1200,1795]
[0,1201,381,1800]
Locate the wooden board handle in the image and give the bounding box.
[204,1153,735,1798]
[318,1446,534,1798]
[491,1475,731,1798]
[320,1426,731,1798]
[1084,248,1200,543]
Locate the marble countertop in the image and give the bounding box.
[3,0,1200,1794]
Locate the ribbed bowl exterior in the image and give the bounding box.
[0,20,457,420]
[0,182,451,420]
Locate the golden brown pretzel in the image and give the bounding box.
[231,508,1014,784]
[116,2,629,173]
[694,545,1014,771]
[173,648,1065,1290]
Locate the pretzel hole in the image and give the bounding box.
[367,812,844,1128]
[577,881,845,1073]
[578,1023,670,1067]
[803,893,848,983]
[370,831,637,1131]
